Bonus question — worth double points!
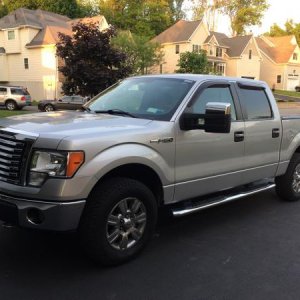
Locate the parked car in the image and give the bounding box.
[0,85,32,110]
[2,75,300,266]
[295,86,300,92]
[38,95,88,112]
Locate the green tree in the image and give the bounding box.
[267,20,300,45]
[219,0,269,36]
[192,0,268,36]
[168,0,185,21]
[1,0,92,18]
[112,31,163,75]
[176,51,209,74]
[56,22,132,96]
[99,0,173,37]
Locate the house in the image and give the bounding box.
[256,35,300,91]
[151,19,262,79]
[0,8,108,100]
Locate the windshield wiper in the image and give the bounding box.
[94,109,137,118]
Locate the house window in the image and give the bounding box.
[175,44,180,54]
[8,30,15,40]
[293,53,298,60]
[209,48,214,55]
[277,75,281,83]
[216,48,222,57]
[24,58,29,69]
[216,64,225,75]
[192,45,200,52]
[249,50,252,60]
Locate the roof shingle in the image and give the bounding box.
[256,36,297,63]
[152,20,202,44]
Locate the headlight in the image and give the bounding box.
[28,150,84,187]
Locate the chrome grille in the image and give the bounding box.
[0,130,27,185]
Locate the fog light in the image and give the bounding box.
[27,208,45,225]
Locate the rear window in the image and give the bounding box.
[10,88,29,95]
[238,87,272,120]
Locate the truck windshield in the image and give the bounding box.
[86,77,195,121]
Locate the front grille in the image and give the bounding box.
[0,130,27,185]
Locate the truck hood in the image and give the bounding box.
[0,111,153,137]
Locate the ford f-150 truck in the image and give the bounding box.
[0,74,300,265]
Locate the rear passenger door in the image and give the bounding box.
[235,82,281,183]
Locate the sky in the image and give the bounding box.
[184,0,300,36]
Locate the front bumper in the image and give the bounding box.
[0,193,86,231]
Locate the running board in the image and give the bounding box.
[172,183,275,217]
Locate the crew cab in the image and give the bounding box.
[0,74,300,265]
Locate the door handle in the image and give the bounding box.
[234,131,244,142]
[272,128,280,138]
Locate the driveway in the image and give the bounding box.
[0,190,300,299]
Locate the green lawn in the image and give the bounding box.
[274,90,300,98]
[0,110,32,118]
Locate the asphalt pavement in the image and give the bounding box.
[0,104,300,299]
[1,190,300,300]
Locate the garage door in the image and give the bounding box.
[287,78,299,91]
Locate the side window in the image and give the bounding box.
[0,87,7,95]
[238,88,272,120]
[191,86,237,120]
[72,97,84,104]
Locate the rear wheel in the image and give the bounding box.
[5,100,17,111]
[276,153,300,201]
[44,104,54,112]
[79,177,157,266]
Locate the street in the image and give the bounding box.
[1,190,300,299]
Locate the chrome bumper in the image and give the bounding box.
[0,193,86,231]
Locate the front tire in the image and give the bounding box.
[79,177,157,266]
[276,153,300,201]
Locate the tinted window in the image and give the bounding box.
[238,88,272,120]
[72,97,84,104]
[11,88,28,95]
[0,87,7,95]
[191,86,237,120]
[61,96,72,102]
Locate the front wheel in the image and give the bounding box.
[79,177,157,266]
[276,153,300,201]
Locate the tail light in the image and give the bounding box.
[21,96,26,101]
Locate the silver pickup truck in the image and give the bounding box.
[0,74,300,265]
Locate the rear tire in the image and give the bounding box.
[79,177,157,266]
[5,100,17,111]
[275,153,300,201]
[44,104,54,112]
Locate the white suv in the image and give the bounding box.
[0,86,32,110]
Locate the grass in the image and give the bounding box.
[0,110,32,118]
[274,90,300,98]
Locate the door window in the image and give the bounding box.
[238,88,272,120]
[191,86,237,120]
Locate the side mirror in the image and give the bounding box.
[204,102,231,133]
[180,102,231,133]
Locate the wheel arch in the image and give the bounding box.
[90,163,164,206]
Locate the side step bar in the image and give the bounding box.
[172,183,275,217]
